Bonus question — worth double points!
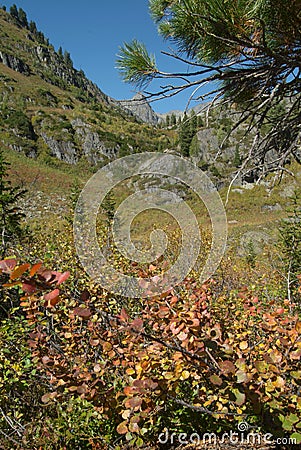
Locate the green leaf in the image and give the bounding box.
[210,374,223,386]
[291,371,301,380]
[236,369,248,383]
[290,432,301,444]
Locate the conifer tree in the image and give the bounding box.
[29,20,37,34]
[179,113,195,156]
[9,4,18,19]
[0,150,26,257]
[170,113,176,126]
[18,7,28,27]
[64,51,73,68]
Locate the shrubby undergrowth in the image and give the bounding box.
[0,246,300,449]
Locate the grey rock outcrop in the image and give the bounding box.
[72,119,117,164]
[120,92,158,124]
[41,133,78,164]
[40,119,119,165]
[0,51,30,74]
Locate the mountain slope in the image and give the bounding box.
[0,7,173,168]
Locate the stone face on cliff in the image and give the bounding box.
[72,119,117,164]
[120,92,159,124]
[39,119,119,165]
[41,133,78,164]
[0,51,30,74]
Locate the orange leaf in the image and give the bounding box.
[124,386,137,396]
[116,421,128,435]
[10,263,30,280]
[124,396,142,409]
[3,281,21,288]
[29,262,43,277]
[296,321,301,334]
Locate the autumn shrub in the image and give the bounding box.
[1,257,300,448]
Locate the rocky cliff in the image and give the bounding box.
[119,92,159,124]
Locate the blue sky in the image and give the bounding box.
[2,0,199,113]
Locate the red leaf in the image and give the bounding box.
[80,289,90,301]
[74,307,92,319]
[118,308,129,322]
[44,289,60,307]
[37,269,56,283]
[41,392,57,403]
[131,318,143,331]
[220,360,236,375]
[56,271,70,285]
[77,385,87,394]
[0,258,17,274]
[125,396,142,409]
[44,289,60,302]
[22,280,37,294]
[42,356,51,365]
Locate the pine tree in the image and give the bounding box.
[18,8,28,27]
[233,146,242,167]
[197,114,204,128]
[170,113,176,126]
[190,110,197,133]
[102,192,116,225]
[179,113,194,157]
[64,51,73,67]
[29,20,37,34]
[9,4,18,19]
[0,150,26,257]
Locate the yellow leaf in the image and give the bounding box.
[239,341,249,350]
[181,370,190,380]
